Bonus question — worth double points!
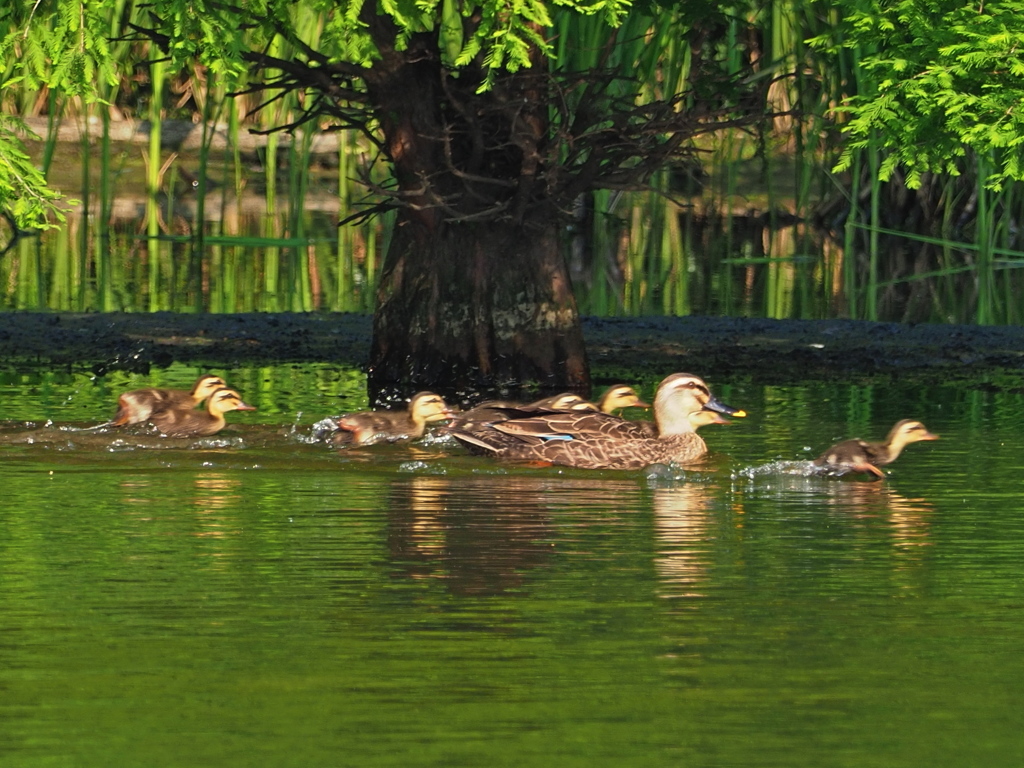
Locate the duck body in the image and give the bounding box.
[814,419,938,478]
[450,373,744,470]
[333,392,453,446]
[111,374,227,426]
[467,412,708,469]
[149,388,256,437]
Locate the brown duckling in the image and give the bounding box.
[149,388,256,437]
[450,373,746,470]
[333,392,454,446]
[595,385,649,414]
[814,419,938,478]
[110,374,228,426]
[689,409,732,430]
[447,393,595,433]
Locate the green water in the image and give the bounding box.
[1,363,1023,766]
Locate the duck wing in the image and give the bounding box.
[112,387,194,425]
[507,432,707,470]
[815,438,885,478]
[490,411,650,444]
[150,409,224,437]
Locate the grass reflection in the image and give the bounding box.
[6,189,1024,322]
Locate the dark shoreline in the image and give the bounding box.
[1,312,1022,387]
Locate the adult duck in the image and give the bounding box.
[149,388,256,437]
[332,392,454,446]
[110,374,228,426]
[814,419,938,478]
[449,373,745,470]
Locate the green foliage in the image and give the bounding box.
[810,0,1024,190]
[0,115,69,229]
[0,1,117,227]
[0,0,120,94]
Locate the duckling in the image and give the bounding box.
[450,373,746,469]
[595,385,649,414]
[814,419,938,478]
[332,392,454,446]
[110,374,228,426]
[689,409,732,430]
[149,388,256,437]
[630,404,732,437]
[447,393,595,433]
[530,393,598,412]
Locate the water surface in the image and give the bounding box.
[1,364,1022,766]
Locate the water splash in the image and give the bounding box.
[732,459,839,480]
[398,461,447,475]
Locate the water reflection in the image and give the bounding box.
[7,183,1015,322]
[651,482,717,600]
[385,474,558,596]
[191,472,243,519]
[118,477,155,507]
[736,466,936,556]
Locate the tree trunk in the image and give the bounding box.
[361,28,590,404]
[368,212,590,404]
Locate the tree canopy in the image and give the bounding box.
[810,0,1024,190]
[3,0,1024,230]
[0,0,743,228]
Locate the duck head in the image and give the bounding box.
[886,419,939,452]
[208,388,257,415]
[409,392,455,427]
[191,374,229,402]
[598,385,650,414]
[654,373,745,435]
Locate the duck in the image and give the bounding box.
[110,374,228,426]
[688,408,732,431]
[332,392,454,446]
[452,386,645,432]
[595,385,649,414]
[148,388,256,437]
[449,373,745,469]
[814,419,939,478]
[446,392,596,434]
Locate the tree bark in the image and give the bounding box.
[369,213,589,404]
